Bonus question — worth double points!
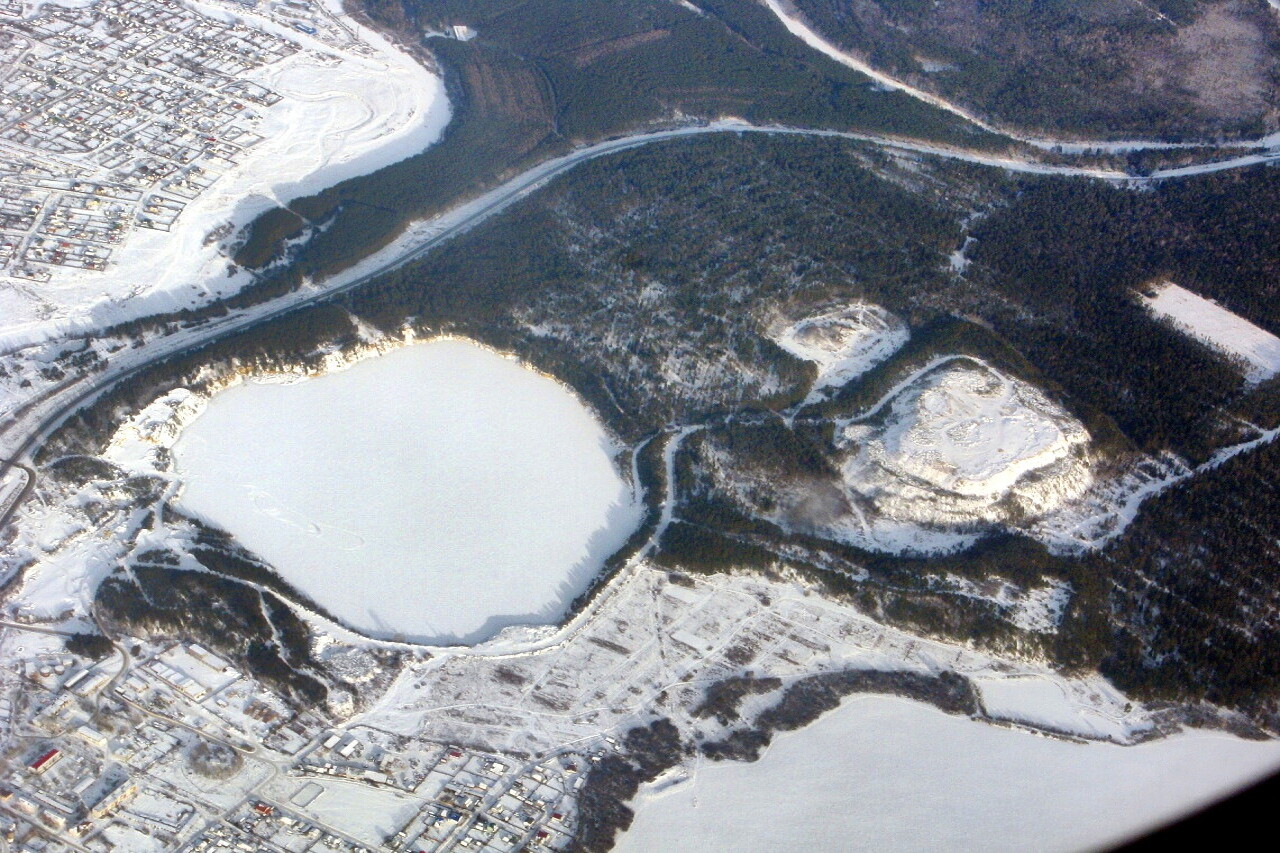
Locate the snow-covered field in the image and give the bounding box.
[0,0,450,348]
[976,673,1135,739]
[288,778,420,846]
[840,360,1093,529]
[617,695,1280,853]
[1142,282,1280,383]
[171,339,642,644]
[772,303,908,404]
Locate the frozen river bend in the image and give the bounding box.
[171,340,642,644]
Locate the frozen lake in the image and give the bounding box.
[618,696,1280,852]
[173,340,642,644]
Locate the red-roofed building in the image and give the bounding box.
[29,748,60,773]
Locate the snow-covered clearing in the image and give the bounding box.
[772,303,908,404]
[5,495,134,627]
[354,558,1168,762]
[0,0,450,347]
[840,360,1093,529]
[171,339,642,644]
[288,778,420,847]
[124,790,195,829]
[948,235,976,272]
[617,695,1280,853]
[976,673,1135,739]
[1142,281,1280,383]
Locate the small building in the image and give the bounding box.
[29,748,60,774]
[75,725,109,748]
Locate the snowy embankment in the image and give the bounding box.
[617,694,1280,853]
[0,0,450,347]
[1141,282,1280,384]
[0,464,29,519]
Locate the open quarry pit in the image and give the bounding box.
[772,303,909,405]
[160,339,643,645]
[840,360,1094,530]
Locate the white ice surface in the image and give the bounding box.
[618,695,1280,853]
[1142,282,1280,383]
[171,340,642,644]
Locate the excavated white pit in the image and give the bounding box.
[773,303,909,403]
[842,361,1092,527]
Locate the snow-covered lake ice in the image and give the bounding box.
[618,695,1280,853]
[172,340,642,644]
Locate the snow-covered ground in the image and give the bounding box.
[772,303,909,404]
[0,0,450,348]
[930,574,1072,634]
[1142,281,1280,384]
[839,360,1093,528]
[617,695,1280,853]
[170,339,643,644]
[287,778,420,846]
[104,387,208,472]
[975,673,1136,739]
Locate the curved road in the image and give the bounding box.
[1,120,1278,532]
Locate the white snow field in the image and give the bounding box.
[1142,282,1280,383]
[841,360,1093,528]
[772,303,909,404]
[0,0,450,347]
[171,339,642,644]
[287,778,420,847]
[618,695,1280,853]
